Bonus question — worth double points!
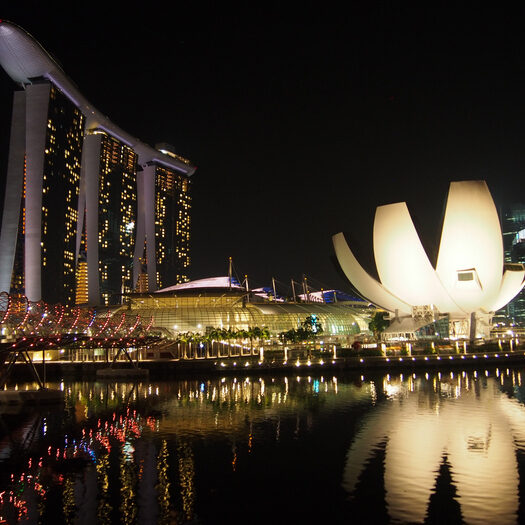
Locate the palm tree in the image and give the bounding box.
[369,312,389,342]
[245,326,270,354]
[193,333,210,358]
[217,327,233,357]
[260,326,271,341]
[235,328,248,354]
[247,326,257,353]
[208,327,223,357]
[178,331,195,359]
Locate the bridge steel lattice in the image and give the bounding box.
[0,292,158,386]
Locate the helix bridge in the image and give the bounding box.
[0,292,157,387]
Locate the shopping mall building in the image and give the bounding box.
[125,277,374,347]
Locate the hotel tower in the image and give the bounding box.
[0,21,196,306]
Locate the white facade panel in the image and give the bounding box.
[373,202,464,314]
[0,90,26,293]
[81,134,102,306]
[143,165,157,292]
[490,267,525,313]
[133,170,146,290]
[335,180,524,337]
[332,232,412,315]
[436,181,503,313]
[24,83,50,302]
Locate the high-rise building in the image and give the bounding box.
[0,21,196,306]
[135,143,192,292]
[79,129,139,305]
[501,204,525,325]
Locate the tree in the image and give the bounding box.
[247,326,258,352]
[302,315,323,336]
[248,325,270,342]
[177,332,195,358]
[279,328,300,344]
[260,327,271,340]
[279,317,323,347]
[368,312,389,341]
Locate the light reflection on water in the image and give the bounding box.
[0,368,524,523]
[345,371,524,524]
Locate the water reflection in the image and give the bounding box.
[344,371,525,524]
[0,375,359,524]
[0,370,524,523]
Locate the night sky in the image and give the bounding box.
[1,4,524,295]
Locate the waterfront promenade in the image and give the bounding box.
[5,344,525,381]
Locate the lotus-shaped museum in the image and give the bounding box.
[333,181,525,339]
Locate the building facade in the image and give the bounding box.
[0,21,196,306]
[126,277,372,345]
[333,181,525,340]
[134,144,192,294]
[500,204,525,325]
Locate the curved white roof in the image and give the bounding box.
[0,20,195,176]
[334,180,525,316]
[156,276,243,293]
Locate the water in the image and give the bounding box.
[1,368,525,523]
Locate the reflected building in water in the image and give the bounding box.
[0,375,351,523]
[343,373,524,524]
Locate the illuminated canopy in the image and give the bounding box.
[333,181,525,318]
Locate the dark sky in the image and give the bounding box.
[1,4,524,294]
